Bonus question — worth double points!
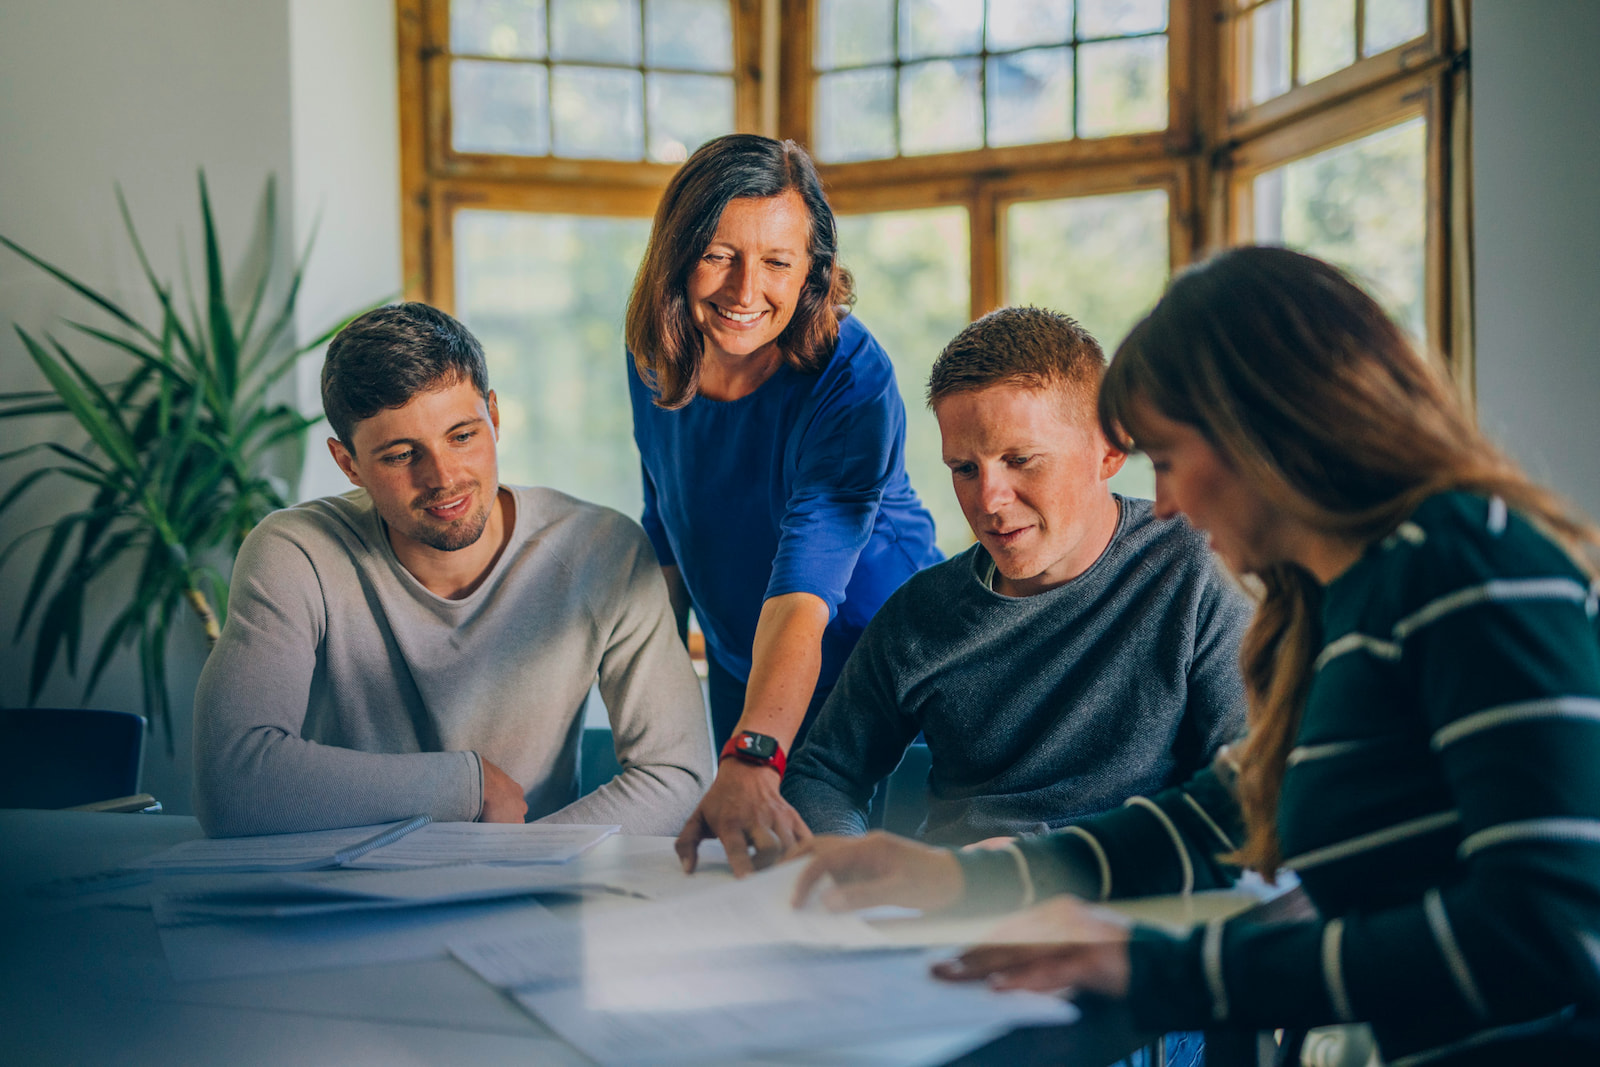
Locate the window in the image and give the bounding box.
[398,0,1469,521]
[448,0,737,162]
[811,0,1170,162]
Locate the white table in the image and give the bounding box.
[0,809,1167,1066]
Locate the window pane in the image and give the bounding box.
[552,66,644,159]
[835,207,972,555]
[452,0,548,58]
[1077,35,1166,137]
[454,211,653,517]
[1249,0,1291,104]
[452,59,550,156]
[987,47,1074,147]
[1364,0,1428,56]
[1252,117,1427,341]
[1006,188,1169,500]
[1299,0,1355,84]
[1005,189,1169,352]
[987,0,1073,52]
[1077,0,1167,37]
[899,0,985,61]
[815,68,895,162]
[900,59,984,155]
[646,73,734,163]
[645,0,732,71]
[550,0,641,64]
[815,0,894,69]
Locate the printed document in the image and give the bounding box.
[134,821,619,873]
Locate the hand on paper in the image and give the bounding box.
[676,758,811,877]
[479,757,529,823]
[788,832,965,913]
[932,896,1132,997]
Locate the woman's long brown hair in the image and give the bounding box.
[1099,247,1600,874]
[624,135,854,409]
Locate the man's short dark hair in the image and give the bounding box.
[321,302,490,446]
[926,306,1105,416]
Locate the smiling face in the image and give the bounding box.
[329,376,501,559]
[936,382,1125,597]
[686,191,812,370]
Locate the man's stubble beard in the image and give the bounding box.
[407,485,492,552]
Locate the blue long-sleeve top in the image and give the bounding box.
[628,314,942,689]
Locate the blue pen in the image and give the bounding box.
[332,813,432,866]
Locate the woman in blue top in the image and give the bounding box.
[625,134,941,876]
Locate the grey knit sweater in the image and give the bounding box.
[782,497,1249,845]
[193,486,713,837]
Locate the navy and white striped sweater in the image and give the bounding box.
[958,493,1600,1065]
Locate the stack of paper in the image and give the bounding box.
[135,819,620,874]
[141,821,624,983]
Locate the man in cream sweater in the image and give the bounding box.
[193,303,712,837]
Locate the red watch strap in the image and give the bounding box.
[719,732,786,777]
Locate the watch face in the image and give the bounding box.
[737,732,778,759]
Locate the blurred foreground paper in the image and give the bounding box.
[451,861,1076,1065]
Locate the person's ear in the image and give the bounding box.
[1097,434,1127,481]
[328,437,364,487]
[486,389,500,439]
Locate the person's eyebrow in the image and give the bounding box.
[367,417,483,457]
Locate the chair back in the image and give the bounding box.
[579,726,624,796]
[0,708,146,809]
[880,742,933,837]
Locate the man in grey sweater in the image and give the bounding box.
[782,307,1248,846]
[193,304,712,837]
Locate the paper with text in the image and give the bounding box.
[135,821,619,873]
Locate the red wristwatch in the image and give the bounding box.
[720,730,786,777]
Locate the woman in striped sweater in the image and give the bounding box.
[793,247,1600,1065]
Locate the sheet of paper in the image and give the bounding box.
[563,859,890,958]
[153,864,634,920]
[135,823,412,872]
[154,894,558,982]
[570,837,735,901]
[518,952,1075,1066]
[453,923,1076,1067]
[134,821,619,873]
[352,822,619,868]
[450,860,1076,1064]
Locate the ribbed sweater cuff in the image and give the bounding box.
[1127,924,1215,1033]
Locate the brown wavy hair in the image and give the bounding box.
[625,134,855,409]
[1098,246,1600,874]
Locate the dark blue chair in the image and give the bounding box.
[0,708,149,810]
[580,726,625,796]
[878,742,933,836]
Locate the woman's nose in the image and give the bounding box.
[728,259,757,306]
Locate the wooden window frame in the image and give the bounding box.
[783,0,1200,322]
[398,0,767,303]
[398,0,1467,375]
[1217,0,1468,374]
[1224,0,1451,140]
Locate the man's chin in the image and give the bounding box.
[412,510,490,552]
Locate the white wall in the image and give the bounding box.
[0,0,399,811]
[1472,2,1600,521]
[288,0,404,501]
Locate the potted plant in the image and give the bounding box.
[0,174,366,750]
